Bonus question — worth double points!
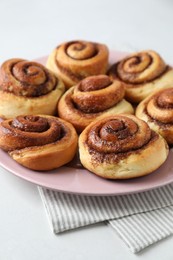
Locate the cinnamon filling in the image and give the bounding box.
[79,75,112,92]
[0,116,65,151]
[0,59,57,97]
[65,41,98,60]
[88,131,158,165]
[56,60,84,82]
[144,88,173,126]
[107,51,168,86]
[87,116,151,154]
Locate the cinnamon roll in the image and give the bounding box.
[136,87,173,145]
[46,40,109,88]
[57,75,134,133]
[79,114,168,179]
[0,58,65,118]
[107,50,173,103]
[0,115,5,122]
[0,115,78,170]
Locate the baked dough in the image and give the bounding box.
[136,87,173,145]
[0,115,5,122]
[107,50,173,103]
[0,115,78,171]
[57,75,134,133]
[79,114,168,179]
[0,58,65,118]
[46,40,109,88]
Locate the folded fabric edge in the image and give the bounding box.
[39,184,173,254]
[39,186,56,233]
[38,186,105,233]
[38,186,173,237]
[107,206,173,253]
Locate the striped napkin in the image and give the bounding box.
[38,183,173,253]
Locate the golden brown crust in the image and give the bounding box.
[79,114,168,179]
[0,58,65,118]
[57,75,134,133]
[107,50,173,103]
[46,40,109,88]
[136,87,173,145]
[0,115,78,170]
[0,115,6,122]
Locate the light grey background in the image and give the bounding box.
[0,0,173,259]
[1,0,173,62]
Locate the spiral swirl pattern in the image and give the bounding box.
[72,75,125,113]
[0,58,57,97]
[107,50,173,103]
[145,88,173,123]
[79,114,168,179]
[108,50,166,84]
[57,75,134,133]
[46,40,109,88]
[135,88,173,145]
[0,115,78,170]
[87,115,152,155]
[66,41,97,60]
[0,115,65,151]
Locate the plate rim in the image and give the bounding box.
[0,151,173,196]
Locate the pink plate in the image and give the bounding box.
[0,50,173,196]
[0,148,173,196]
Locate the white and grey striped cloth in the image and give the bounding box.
[38,183,173,253]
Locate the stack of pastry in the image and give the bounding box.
[0,40,171,176]
[0,57,78,171]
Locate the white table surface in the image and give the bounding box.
[0,0,173,259]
